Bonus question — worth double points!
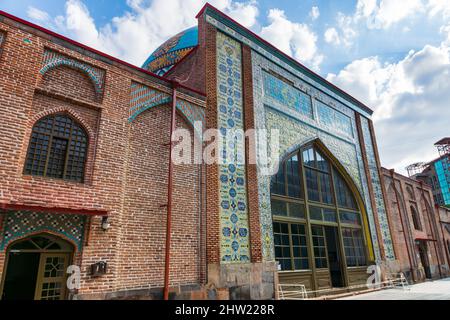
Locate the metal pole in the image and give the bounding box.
[390,169,416,282]
[163,82,178,300]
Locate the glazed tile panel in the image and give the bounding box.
[205,13,372,118]
[40,49,105,97]
[251,52,381,262]
[206,11,382,262]
[316,100,353,138]
[262,71,313,119]
[0,211,86,250]
[216,32,250,263]
[128,82,205,138]
[361,117,395,260]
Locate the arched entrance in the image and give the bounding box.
[0,234,74,300]
[271,142,372,292]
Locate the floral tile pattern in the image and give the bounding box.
[361,117,395,260]
[217,32,250,263]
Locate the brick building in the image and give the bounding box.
[0,4,446,300]
[381,168,449,282]
[438,206,450,268]
[0,10,206,300]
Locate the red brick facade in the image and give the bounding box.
[381,168,449,281]
[0,13,206,300]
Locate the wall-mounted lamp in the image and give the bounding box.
[101,216,110,231]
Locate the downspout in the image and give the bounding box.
[163,82,178,300]
[419,181,443,278]
[390,169,415,282]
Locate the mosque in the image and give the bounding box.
[0,3,448,300]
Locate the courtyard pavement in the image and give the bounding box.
[338,277,450,300]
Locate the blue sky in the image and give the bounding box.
[1,0,450,173]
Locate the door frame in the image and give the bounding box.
[0,234,75,300]
[324,225,345,288]
[417,240,431,279]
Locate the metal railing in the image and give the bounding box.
[277,272,410,300]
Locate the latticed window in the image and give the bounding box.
[273,222,309,271]
[342,228,366,267]
[24,114,88,182]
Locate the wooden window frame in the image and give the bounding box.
[271,143,369,277]
[23,113,89,183]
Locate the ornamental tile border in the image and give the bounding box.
[40,49,106,97]
[361,117,395,260]
[0,211,86,251]
[205,14,372,119]
[252,51,381,262]
[217,32,250,263]
[128,81,205,138]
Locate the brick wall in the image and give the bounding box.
[0,15,206,298]
[203,20,220,265]
[437,206,450,267]
[166,48,205,94]
[382,168,448,280]
[116,104,201,290]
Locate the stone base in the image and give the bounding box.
[72,284,203,300]
[71,261,278,300]
[205,261,278,300]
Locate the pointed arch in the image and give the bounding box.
[40,60,103,96]
[30,107,94,140]
[270,138,375,276]
[24,110,90,182]
[5,232,76,253]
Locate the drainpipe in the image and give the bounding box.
[163,82,178,300]
[390,170,415,282]
[419,181,443,278]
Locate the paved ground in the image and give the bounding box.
[339,277,450,300]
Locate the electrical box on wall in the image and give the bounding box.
[91,261,107,277]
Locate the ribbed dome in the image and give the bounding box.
[142,26,198,76]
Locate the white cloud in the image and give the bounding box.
[309,6,320,20]
[324,28,340,45]
[441,24,450,45]
[29,0,259,66]
[327,37,450,173]
[223,0,259,28]
[355,0,424,29]
[428,0,450,20]
[24,1,326,71]
[64,0,100,48]
[260,9,323,70]
[27,7,51,22]
[326,0,428,48]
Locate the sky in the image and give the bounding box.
[1,0,449,174]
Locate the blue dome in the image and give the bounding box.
[142,26,198,76]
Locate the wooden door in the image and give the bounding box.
[34,253,70,300]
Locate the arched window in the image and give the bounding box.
[410,205,422,231]
[271,145,366,273]
[406,185,415,200]
[24,113,88,182]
